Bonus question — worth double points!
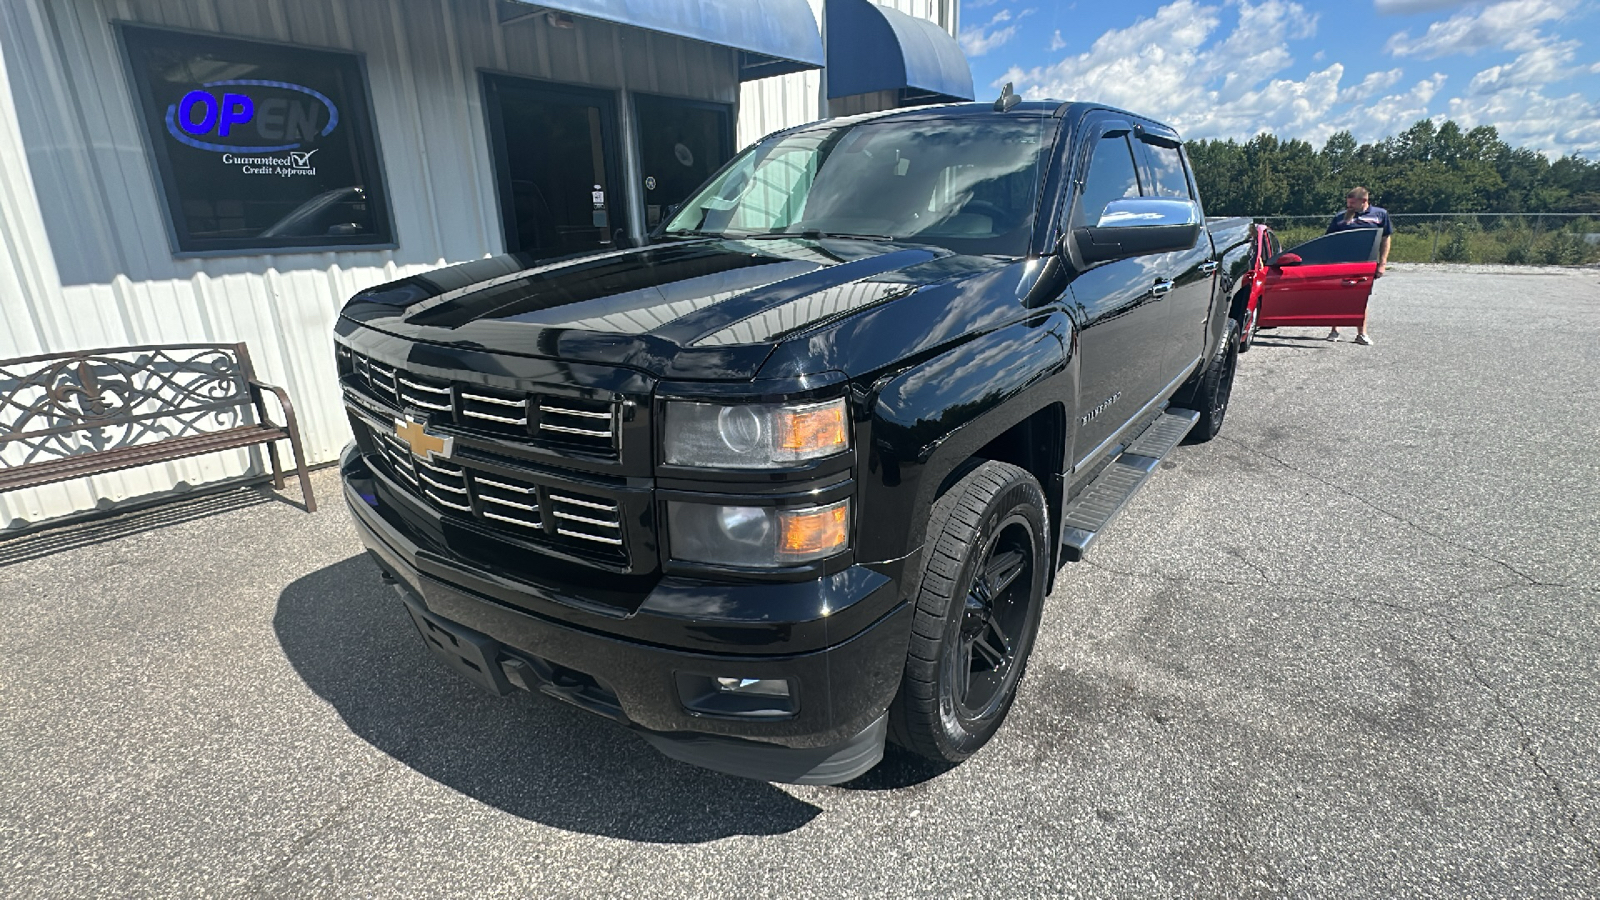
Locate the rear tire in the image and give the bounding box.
[888,462,1049,764]
[1175,318,1240,444]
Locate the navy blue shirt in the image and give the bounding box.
[1327,205,1393,236]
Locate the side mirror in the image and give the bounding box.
[1272,252,1303,266]
[1072,197,1201,264]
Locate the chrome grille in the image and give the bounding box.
[342,350,619,455]
[398,375,452,412]
[358,419,624,562]
[538,397,615,450]
[373,431,419,487]
[413,455,473,512]
[460,385,529,429]
[549,491,623,546]
[475,475,541,530]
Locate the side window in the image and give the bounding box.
[1070,134,1141,230]
[1285,229,1382,264]
[1141,140,1190,199]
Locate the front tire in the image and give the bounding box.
[888,462,1049,764]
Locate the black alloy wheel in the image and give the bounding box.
[948,514,1034,720]
[888,461,1049,764]
[1178,317,1240,443]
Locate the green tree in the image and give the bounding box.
[1184,117,1597,216]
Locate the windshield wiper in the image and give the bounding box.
[751,230,897,241]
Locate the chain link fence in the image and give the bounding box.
[1255,213,1600,266]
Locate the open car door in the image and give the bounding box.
[1255,229,1382,328]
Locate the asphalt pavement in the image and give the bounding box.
[3,264,1597,899]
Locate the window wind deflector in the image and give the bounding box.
[1098,120,1133,138]
[1135,127,1181,148]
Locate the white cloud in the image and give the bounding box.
[995,0,1598,156]
[1448,85,1600,155]
[1337,67,1405,103]
[997,1,1342,141]
[1050,30,1067,51]
[1467,38,1581,92]
[1326,74,1450,143]
[960,8,1035,57]
[1373,0,1475,14]
[1383,0,1572,58]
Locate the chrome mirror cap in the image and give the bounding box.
[1096,197,1201,229]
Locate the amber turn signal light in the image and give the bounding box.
[778,500,849,562]
[776,400,847,456]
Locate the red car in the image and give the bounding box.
[1231,223,1383,351]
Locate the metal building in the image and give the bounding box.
[0,0,970,531]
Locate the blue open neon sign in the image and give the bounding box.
[165,79,340,153]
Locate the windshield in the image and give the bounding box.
[663,115,1049,257]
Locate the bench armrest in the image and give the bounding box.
[248,378,301,437]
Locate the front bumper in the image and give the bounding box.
[341,446,913,783]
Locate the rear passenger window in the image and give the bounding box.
[1071,134,1141,229]
[1143,141,1190,199]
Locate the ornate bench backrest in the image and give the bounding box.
[0,343,259,469]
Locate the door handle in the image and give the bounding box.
[1199,261,1219,275]
[1151,280,1174,297]
[1341,278,1369,286]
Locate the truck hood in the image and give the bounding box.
[339,237,1005,380]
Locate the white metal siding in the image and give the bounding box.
[0,0,738,530]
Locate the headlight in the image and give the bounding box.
[663,398,848,468]
[668,499,850,567]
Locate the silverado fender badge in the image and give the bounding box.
[396,417,453,462]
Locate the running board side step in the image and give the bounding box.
[1059,408,1200,562]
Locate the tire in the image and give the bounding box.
[1238,304,1257,354]
[1175,318,1240,444]
[888,461,1050,764]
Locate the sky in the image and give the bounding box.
[958,0,1600,158]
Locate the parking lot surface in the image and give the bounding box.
[3,265,1598,899]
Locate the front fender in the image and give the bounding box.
[856,311,1075,569]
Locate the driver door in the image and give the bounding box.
[1256,229,1382,328]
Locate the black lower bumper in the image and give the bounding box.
[341,449,912,784]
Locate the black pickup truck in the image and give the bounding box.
[334,100,1255,785]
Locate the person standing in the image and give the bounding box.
[1324,186,1391,346]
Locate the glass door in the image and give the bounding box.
[633,94,733,230]
[483,74,626,258]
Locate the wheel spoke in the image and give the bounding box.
[986,615,1013,658]
[958,642,974,700]
[971,626,1008,670]
[982,549,1026,600]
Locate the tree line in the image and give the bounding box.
[1186,119,1600,218]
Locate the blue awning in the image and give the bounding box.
[825,0,973,102]
[498,0,825,81]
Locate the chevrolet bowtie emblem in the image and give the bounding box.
[395,417,453,462]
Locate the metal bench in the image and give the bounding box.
[0,343,315,513]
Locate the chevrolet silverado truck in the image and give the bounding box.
[334,99,1256,785]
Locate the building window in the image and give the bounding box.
[633,94,733,230]
[119,25,393,254]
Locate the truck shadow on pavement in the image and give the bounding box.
[274,554,821,843]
